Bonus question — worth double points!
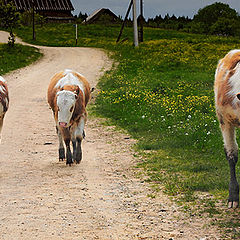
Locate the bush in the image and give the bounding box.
[19,10,45,26]
[210,17,240,36]
[188,22,206,34]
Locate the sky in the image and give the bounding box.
[71,0,240,19]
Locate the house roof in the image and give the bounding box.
[84,8,118,23]
[9,0,74,11]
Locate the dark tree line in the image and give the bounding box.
[146,14,191,31]
[146,2,240,37]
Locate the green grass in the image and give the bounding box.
[0,43,42,75]
[14,23,240,237]
[14,24,124,47]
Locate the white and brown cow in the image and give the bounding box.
[214,49,240,208]
[0,76,9,143]
[47,69,90,165]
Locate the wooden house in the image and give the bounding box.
[83,8,119,24]
[8,0,75,22]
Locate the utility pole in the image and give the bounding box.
[139,0,144,42]
[32,0,36,40]
[116,0,139,46]
[132,0,138,47]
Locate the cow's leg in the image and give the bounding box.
[60,127,73,165]
[56,126,65,161]
[75,138,82,164]
[70,127,77,161]
[65,138,73,166]
[221,122,239,208]
[0,115,4,144]
[74,118,85,164]
[72,139,77,161]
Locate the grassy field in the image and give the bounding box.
[14,23,240,237]
[0,43,42,76]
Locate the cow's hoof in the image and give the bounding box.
[75,156,82,164]
[66,156,73,165]
[75,154,82,164]
[75,149,82,164]
[66,160,73,166]
[76,158,81,164]
[73,151,77,162]
[59,148,65,161]
[228,183,239,209]
[228,200,239,208]
[66,151,73,166]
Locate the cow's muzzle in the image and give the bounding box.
[59,122,68,128]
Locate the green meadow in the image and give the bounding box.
[0,43,42,75]
[6,23,240,237]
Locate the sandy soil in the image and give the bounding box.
[0,31,221,239]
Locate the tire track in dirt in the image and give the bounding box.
[0,31,221,239]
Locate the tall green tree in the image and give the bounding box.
[0,0,19,46]
[193,2,238,33]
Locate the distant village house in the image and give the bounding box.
[6,0,75,22]
[83,8,119,24]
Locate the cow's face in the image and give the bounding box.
[56,90,77,127]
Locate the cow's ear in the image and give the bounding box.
[237,93,240,100]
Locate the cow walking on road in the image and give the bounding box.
[0,76,9,144]
[47,69,90,165]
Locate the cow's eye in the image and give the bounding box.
[70,106,74,112]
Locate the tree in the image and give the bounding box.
[170,14,177,21]
[193,2,238,33]
[78,11,88,22]
[164,14,170,22]
[210,17,240,36]
[0,0,19,46]
[19,10,45,27]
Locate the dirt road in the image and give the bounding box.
[0,31,220,239]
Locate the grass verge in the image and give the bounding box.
[0,43,42,75]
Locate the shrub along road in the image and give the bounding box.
[0,31,220,239]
